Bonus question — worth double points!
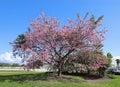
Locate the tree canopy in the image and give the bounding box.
[11,12,108,76]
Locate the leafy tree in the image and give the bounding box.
[11,33,44,69]
[11,34,27,58]
[12,12,107,76]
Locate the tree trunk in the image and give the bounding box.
[86,67,90,75]
[98,67,105,77]
[58,68,62,77]
[87,69,90,75]
[117,63,119,69]
[58,64,62,77]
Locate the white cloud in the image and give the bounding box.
[112,56,120,67]
[0,52,22,64]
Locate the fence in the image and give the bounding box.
[0,67,49,72]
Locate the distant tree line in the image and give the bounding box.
[0,63,21,67]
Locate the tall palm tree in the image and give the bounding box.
[116,59,120,69]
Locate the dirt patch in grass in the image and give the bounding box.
[47,74,80,82]
[84,75,111,83]
[87,78,108,83]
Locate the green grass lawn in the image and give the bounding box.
[0,70,119,87]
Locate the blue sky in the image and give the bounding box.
[0,0,120,62]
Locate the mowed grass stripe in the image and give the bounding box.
[0,70,119,87]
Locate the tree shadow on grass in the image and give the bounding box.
[0,72,83,83]
[0,72,50,83]
[1,72,110,83]
[62,72,116,80]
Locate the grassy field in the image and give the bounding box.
[0,70,119,87]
